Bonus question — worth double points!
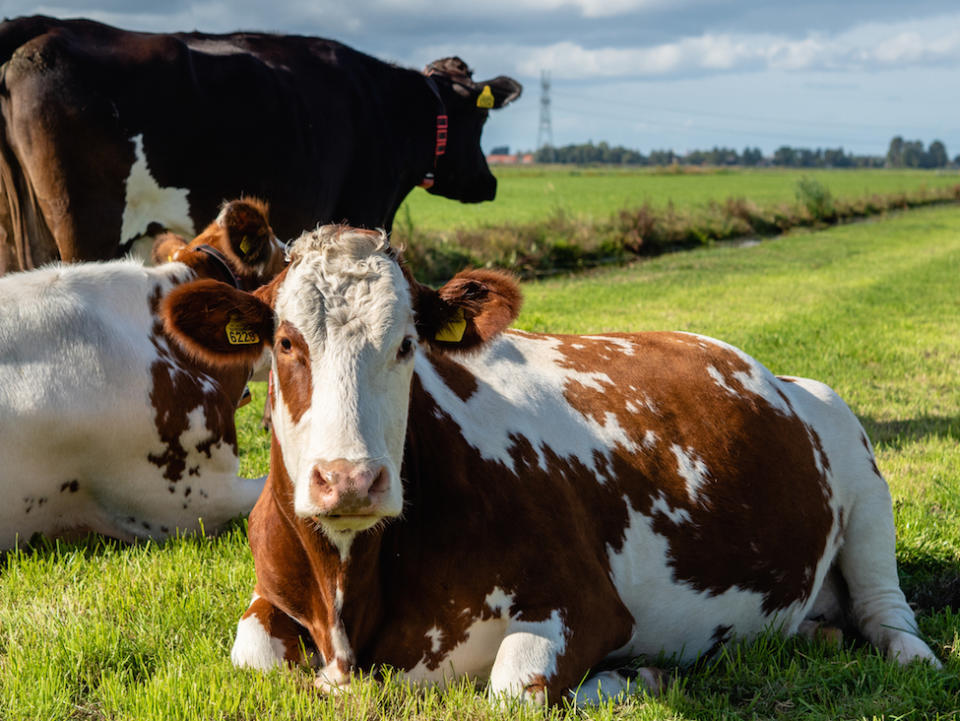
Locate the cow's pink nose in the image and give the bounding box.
[310,459,389,515]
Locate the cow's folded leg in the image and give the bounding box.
[487,629,571,706]
[568,666,667,706]
[231,594,317,670]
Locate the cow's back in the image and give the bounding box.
[0,259,259,548]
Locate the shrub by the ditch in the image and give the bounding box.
[794,176,836,221]
[395,183,960,285]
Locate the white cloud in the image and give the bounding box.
[417,12,960,80]
[375,0,672,19]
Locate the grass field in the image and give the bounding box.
[399,166,960,230]
[2,204,959,720]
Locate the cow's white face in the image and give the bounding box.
[161,224,522,553]
[270,229,415,538]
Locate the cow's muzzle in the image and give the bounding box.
[309,459,390,518]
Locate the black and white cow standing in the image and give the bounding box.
[0,15,521,273]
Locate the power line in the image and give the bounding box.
[552,88,942,135]
[549,102,902,147]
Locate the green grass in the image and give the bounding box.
[399,166,960,230]
[2,206,960,719]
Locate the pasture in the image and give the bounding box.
[399,165,960,230]
[2,204,960,720]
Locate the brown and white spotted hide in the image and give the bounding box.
[0,199,285,549]
[161,224,940,707]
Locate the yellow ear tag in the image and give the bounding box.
[476,85,495,109]
[239,235,251,256]
[225,315,260,345]
[434,308,466,343]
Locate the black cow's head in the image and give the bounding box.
[423,57,522,204]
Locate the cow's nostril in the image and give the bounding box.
[311,467,330,489]
[369,468,389,496]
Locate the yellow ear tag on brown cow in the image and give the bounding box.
[239,235,252,256]
[435,308,466,343]
[225,315,260,345]
[476,85,495,109]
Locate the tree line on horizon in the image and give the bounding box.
[494,137,955,168]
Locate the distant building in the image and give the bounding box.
[487,153,535,165]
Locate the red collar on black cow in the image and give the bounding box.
[418,74,448,189]
[195,243,240,289]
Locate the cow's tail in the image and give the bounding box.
[0,79,58,273]
[0,21,64,272]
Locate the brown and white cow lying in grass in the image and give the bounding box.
[0,199,285,550]
[162,225,940,705]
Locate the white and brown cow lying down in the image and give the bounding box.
[0,198,285,550]
[162,225,940,705]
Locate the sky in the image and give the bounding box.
[5,1,960,158]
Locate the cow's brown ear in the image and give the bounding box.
[162,279,274,367]
[413,269,522,352]
[219,197,275,266]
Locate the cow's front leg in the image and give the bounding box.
[488,618,661,707]
[488,629,563,705]
[231,594,318,670]
[569,666,667,706]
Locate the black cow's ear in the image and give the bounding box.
[162,279,275,367]
[411,269,522,352]
[476,76,522,109]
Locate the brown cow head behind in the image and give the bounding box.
[162,225,521,551]
[152,197,286,290]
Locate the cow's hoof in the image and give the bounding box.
[798,620,843,646]
[314,675,351,694]
[314,663,352,694]
[635,667,667,696]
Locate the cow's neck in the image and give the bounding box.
[258,441,386,678]
[356,69,442,227]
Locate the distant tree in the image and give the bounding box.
[927,140,948,168]
[901,140,924,168]
[823,147,853,168]
[648,149,677,165]
[773,146,797,166]
[887,136,904,167]
[741,147,763,166]
[490,145,510,155]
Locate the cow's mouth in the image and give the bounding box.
[315,513,382,532]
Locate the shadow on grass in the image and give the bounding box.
[860,414,960,449]
[0,515,249,572]
[899,550,960,612]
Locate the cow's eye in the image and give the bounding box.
[397,337,415,361]
[278,337,292,352]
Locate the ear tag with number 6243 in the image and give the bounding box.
[226,315,260,345]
